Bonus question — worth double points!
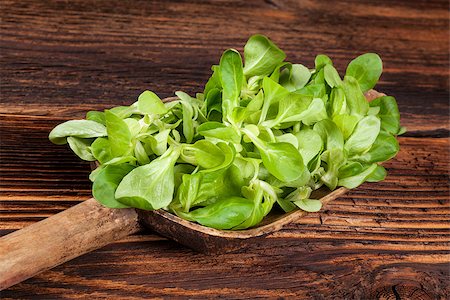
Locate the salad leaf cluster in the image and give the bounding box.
[49,35,403,230]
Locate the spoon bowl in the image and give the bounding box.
[138,187,347,253]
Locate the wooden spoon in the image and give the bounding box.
[0,90,384,290]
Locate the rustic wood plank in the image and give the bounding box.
[1,0,449,298]
[0,237,448,299]
[0,0,448,134]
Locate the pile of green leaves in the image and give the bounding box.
[49,35,404,230]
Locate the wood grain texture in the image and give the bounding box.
[0,0,449,298]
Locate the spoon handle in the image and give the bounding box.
[0,198,141,290]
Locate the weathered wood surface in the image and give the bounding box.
[0,0,448,298]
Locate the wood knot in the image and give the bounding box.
[374,284,433,300]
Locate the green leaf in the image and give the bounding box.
[176,173,201,212]
[353,131,399,163]
[243,34,286,77]
[192,140,225,169]
[137,90,168,115]
[343,75,369,117]
[329,87,347,117]
[332,114,358,140]
[269,62,289,82]
[124,118,141,137]
[204,88,222,116]
[197,122,241,144]
[267,94,329,127]
[314,119,344,150]
[262,92,311,127]
[297,98,328,125]
[279,64,311,91]
[275,133,298,148]
[314,54,332,70]
[134,140,150,165]
[89,165,104,182]
[369,96,401,135]
[346,53,382,92]
[259,76,290,123]
[294,199,322,212]
[324,64,343,88]
[296,83,327,99]
[246,90,264,112]
[103,156,136,166]
[49,120,107,145]
[177,167,242,212]
[184,141,235,171]
[181,100,195,143]
[86,111,106,125]
[105,110,132,157]
[115,147,181,210]
[366,164,387,182]
[109,105,138,119]
[204,65,222,97]
[321,148,346,190]
[242,128,305,182]
[295,129,323,165]
[219,49,244,122]
[181,197,253,230]
[91,138,114,164]
[93,164,134,208]
[338,163,377,189]
[141,129,171,156]
[277,197,297,212]
[67,137,95,161]
[345,115,381,156]
[313,68,325,84]
[234,179,277,229]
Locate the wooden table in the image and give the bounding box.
[1,0,448,298]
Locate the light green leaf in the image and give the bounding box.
[332,114,358,140]
[345,115,381,156]
[321,148,346,190]
[294,199,322,212]
[366,165,387,182]
[353,131,399,163]
[197,122,241,144]
[243,128,305,182]
[234,179,277,229]
[259,76,290,124]
[243,34,286,77]
[338,163,377,189]
[137,90,168,115]
[180,197,253,230]
[93,164,134,208]
[369,96,401,135]
[115,147,181,210]
[346,53,382,92]
[295,129,323,165]
[343,75,369,117]
[279,64,311,91]
[324,64,343,88]
[105,110,132,157]
[134,140,150,165]
[314,119,344,150]
[86,111,106,125]
[49,120,106,145]
[219,49,244,122]
[91,137,113,164]
[329,87,347,117]
[314,54,332,70]
[67,137,95,161]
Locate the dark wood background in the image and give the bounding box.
[1,0,449,298]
